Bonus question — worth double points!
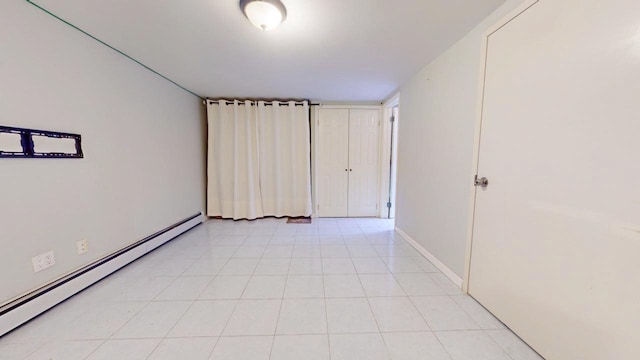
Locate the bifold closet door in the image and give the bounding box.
[348,110,380,217]
[317,109,349,217]
[469,1,640,359]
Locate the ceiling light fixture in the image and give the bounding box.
[240,0,287,31]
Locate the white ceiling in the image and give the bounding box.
[32,0,505,102]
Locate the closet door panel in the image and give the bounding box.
[317,109,349,217]
[348,109,380,217]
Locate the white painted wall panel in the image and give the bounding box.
[0,2,205,305]
[394,0,526,277]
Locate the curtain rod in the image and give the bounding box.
[203,99,321,106]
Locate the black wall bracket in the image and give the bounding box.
[0,125,83,159]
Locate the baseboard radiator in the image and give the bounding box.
[0,213,204,337]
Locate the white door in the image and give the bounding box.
[317,109,349,217]
[348,109,380,217]
[469,1,640,359]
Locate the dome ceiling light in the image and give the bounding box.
[239,0,287,31]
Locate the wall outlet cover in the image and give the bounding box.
[77,239,89,255]
[31,251,55,273]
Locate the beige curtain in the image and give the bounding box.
[257,101,312,217]
[207,100,312,220]
[207,100,264,220]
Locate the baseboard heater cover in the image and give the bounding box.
[0,213,203,337]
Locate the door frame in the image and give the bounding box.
[312,104,384,218]
[462,0,539,293]
[380,94,400,218]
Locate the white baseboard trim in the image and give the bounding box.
[395,226,464,289]
[0,213,204,337]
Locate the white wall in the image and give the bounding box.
[0,1,206,305]
[394,0,525,277]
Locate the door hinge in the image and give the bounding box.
[386,201,392,208]
[390,116,395,123]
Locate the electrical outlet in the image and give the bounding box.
[77,239,89,255]
[31,251,55,273]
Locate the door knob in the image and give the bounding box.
[474,176,489,188]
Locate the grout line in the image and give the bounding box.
[320,267,332,360]
[407,296,455,360]
[103,300,154,341]
[267,286,286,359]
[352,245,394,359]
[80,339,109,360]
[482,329,518,360]
[180,231,239,357]
[205,336,222,360]
[262,232,282,360]
[144,325,173,359]
[158,277,215,345]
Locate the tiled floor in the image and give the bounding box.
[0,218,543,360]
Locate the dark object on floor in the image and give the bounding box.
[287,217,312,224]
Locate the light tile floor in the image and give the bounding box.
[0,218,543,360]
